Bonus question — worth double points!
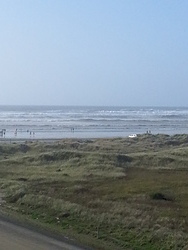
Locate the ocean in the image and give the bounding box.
[0,106,188,139]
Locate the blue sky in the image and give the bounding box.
[0,0,188,106]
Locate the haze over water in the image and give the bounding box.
[0,106,188,139]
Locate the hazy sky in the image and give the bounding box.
[0,0,188,106]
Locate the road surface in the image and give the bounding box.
[0,216,86,250]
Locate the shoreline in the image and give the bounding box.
[0,132,187,142]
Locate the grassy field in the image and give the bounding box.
[0,134,188,249]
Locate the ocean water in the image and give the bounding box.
[0,106,188,139]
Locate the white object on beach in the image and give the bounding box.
[128,134,137,138]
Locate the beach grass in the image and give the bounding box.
[0,134,188,249]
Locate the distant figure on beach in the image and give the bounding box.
[14,129,17,136]
[0,129,6,137]
[29,131,35,137]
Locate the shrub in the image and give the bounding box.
[150,192,174,201]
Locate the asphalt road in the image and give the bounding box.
[0,217,86,250]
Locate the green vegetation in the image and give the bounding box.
[0,134,188,249]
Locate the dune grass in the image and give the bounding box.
[0,134,188,249]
